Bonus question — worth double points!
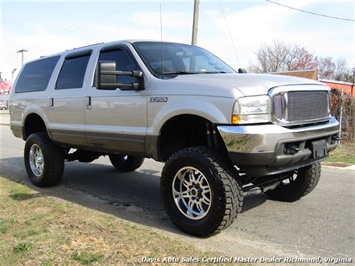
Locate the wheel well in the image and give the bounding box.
[158,115,225,161]
[23,114,47,140]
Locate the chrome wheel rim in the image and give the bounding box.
[172,166,212,220]
[29,144,44,177]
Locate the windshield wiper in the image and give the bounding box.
[163,71,199,75]
[163,71,229,75]
[202,71,228,74]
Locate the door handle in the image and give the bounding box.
[86,96,92,110]
[49,98,54,108]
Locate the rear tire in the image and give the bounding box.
[109,155,144,172]
[161,147,243,237]
[24,132,64,187]
[265,163,321,202]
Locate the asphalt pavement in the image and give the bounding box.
[1,111,354,263]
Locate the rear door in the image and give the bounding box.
[85,45,147,154]
[48,50,92,146]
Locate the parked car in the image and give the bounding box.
[0,102,7,110]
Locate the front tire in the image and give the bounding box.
[24,132,64,187]
[161,147,243,237]
[265,163,321,202]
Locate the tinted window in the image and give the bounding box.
[98,49,138,84]
[15,56,60,93]
[56,54,90,89]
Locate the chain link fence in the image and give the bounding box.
[331,88,355,142]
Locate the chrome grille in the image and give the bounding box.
[273,91,330,125]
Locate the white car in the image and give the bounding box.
[0,102,7,110]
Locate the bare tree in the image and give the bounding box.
[249,40,318,73]
[249,40,290,73]
[317,57,336,80]
[334,58,353,82]
[291,47,318,71]
[335,58,347,76]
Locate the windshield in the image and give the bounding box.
[133,42,235,78]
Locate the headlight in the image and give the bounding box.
[232,96,271,124]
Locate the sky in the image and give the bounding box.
[1,0,354,82]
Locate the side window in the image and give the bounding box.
[98,49,139,84]
[56,53,91,89]
[15,56,60,93]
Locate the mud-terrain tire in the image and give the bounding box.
[161,147,243,237]
[265,163,321,202]
[109,155,144,172]
[24,132,64,187]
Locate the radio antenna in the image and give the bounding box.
[160,4,164,78]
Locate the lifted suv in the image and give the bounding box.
[9,40,339,237]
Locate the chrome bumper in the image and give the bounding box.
[217,117,340,176]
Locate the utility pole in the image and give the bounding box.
[12,68,17,83]
[17,49,28,67]
[191,0,200,46]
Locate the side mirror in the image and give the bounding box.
[238,68,248,73]
[96,61,144,90]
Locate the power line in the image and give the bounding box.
[3,1,141,56]
[3,2,68,32]
[28,1,141,50]
[266,0,355,22]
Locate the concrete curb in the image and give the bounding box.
[323,163,355,171]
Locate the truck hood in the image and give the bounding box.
[168,73,327,97]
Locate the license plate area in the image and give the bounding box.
[312,139,328,159]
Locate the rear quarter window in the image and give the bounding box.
[14,56,60,93]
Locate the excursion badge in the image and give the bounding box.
[149,97,168,102]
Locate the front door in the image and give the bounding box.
[85,46,147,154]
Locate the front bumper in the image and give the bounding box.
[217,117,340,176]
